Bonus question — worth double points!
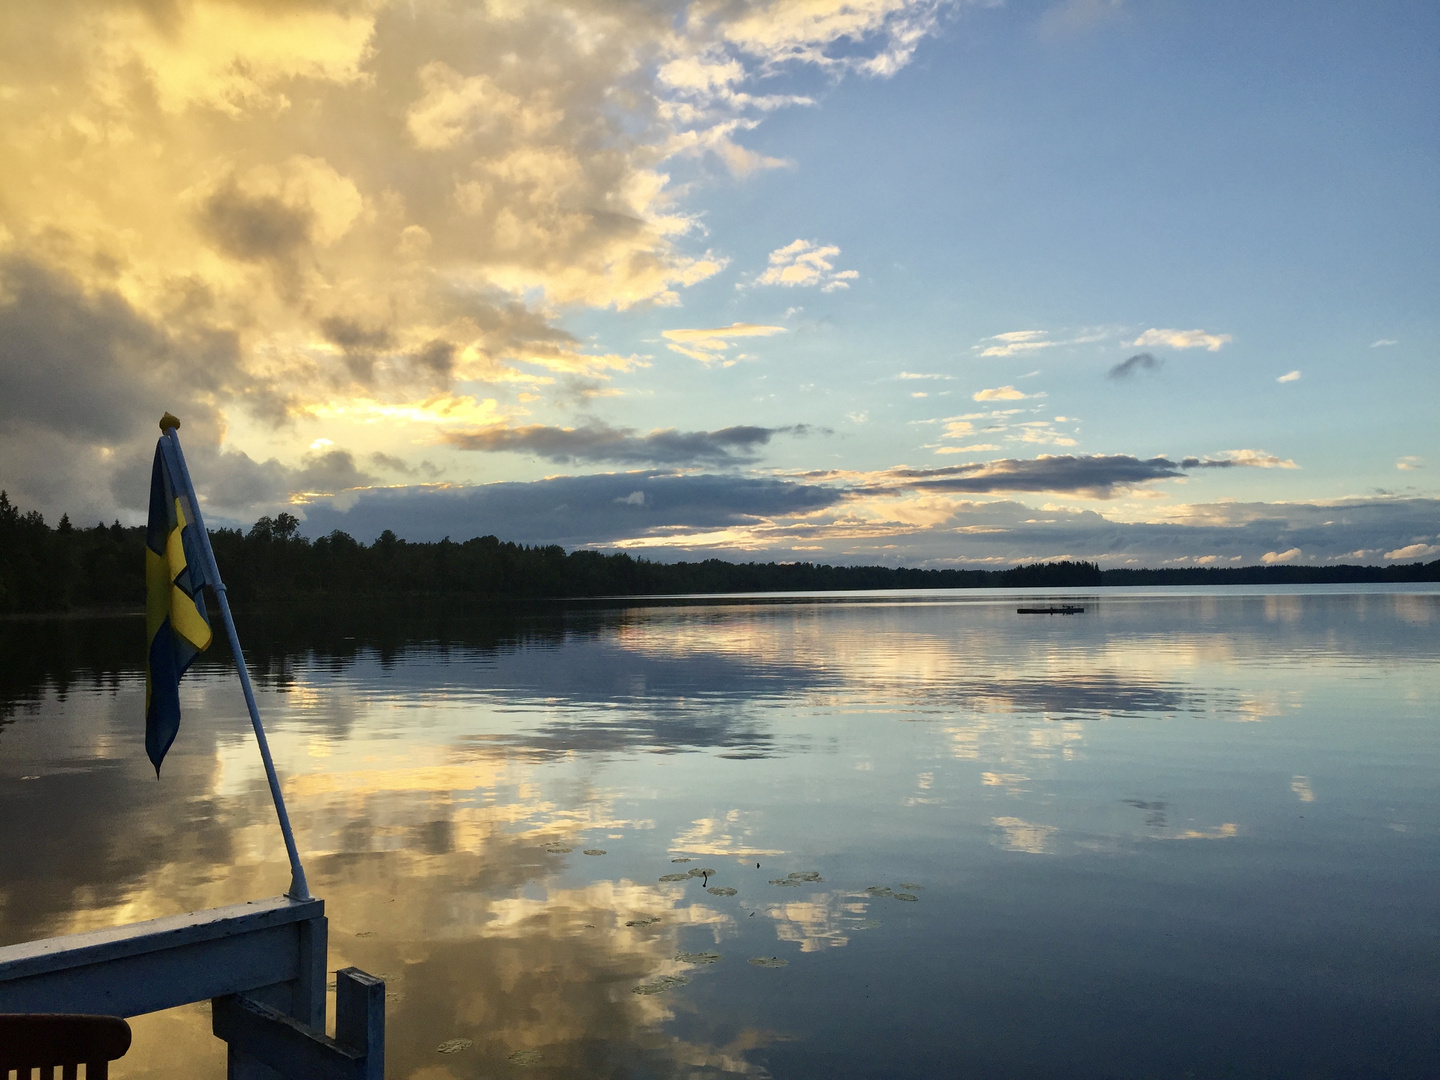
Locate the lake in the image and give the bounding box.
[1,586,1438,1079]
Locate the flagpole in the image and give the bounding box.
[159,416,311,902]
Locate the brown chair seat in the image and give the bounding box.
[0,1014,131,1079]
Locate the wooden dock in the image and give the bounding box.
[0,896,384,1078]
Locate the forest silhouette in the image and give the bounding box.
[2,491,1435,614]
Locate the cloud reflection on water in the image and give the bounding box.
[2,590,1438,1078]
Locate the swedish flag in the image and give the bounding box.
[145,432,212,774]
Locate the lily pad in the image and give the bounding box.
[898,882,923,890]
[770,878,803,887]
[748,956,789,968]
[670,857,693,863]
[625,916,660,927]
[676,951,722,964]
[582,849,607,856]
[687,866,718,877]
[707,886,737,896]
[865,886,894,898]
[354,931,377,938]
[787,871,823,882]
[633,974,691,995]
[894,892,919,902]
[544,844,572,854]
[508,1049,543,1065]
[659,872,690,882]
[436,1038,472,1054]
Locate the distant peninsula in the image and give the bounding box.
[2,493,1436,615]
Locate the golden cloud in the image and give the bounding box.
[0,0,950,519]
[1132,327,1233,352]
[662,322,786,364]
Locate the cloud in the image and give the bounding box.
[88,2,375,116]
[1132,328,1233,352]
[405,62,562,151]
[1384,540,1440,561]
[979,330,1058,358]
[0,255,264,520]
[973,386,1031,401]
[976,327,1112,357]
[1371,339,1398,347]
[1181,449,1298,470]
[861,449,1298,500]
[870,455,1190,499]
[295,476,1440,573]
[1396,457,1423,471]
[288,449,378,503]
[753,240,858,291]
[1260,547,1304,564]
[1108,353,1161,379]
[440,421,810,467]
[301,471,847,547]
[1010,422,1075,447]
[197,181,315,264]
[1277,370,1301,383]
[934,443,1000,455]
[708,0,950,77]
[662,322,786,364]
[0,0,947,524]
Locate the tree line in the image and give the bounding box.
[1,491,1436,614]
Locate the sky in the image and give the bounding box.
[1,0,1436,568]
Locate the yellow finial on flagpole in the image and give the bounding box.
[159,412,182,432]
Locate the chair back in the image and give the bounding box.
[0,1014,131,1079]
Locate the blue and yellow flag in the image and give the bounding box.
[145,434,212,774]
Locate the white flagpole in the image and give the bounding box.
[159,415,311,902]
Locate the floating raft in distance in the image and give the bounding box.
[1016,605,1085,615]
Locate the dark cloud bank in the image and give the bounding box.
[299,468,1440,568]
[868,453,1266,500]
[302,472,844,547]
[443,422,816,466]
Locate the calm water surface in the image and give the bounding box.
[1,586,1438,1078]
